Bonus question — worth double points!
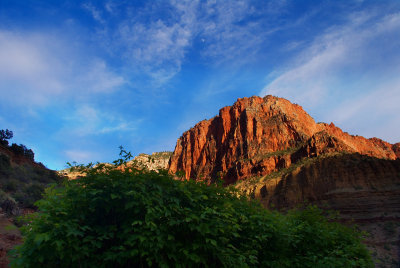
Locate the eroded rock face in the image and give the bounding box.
[169,96,398,183]
[127,152,172,171]
[60,152,172,179]
[235,153,400,268]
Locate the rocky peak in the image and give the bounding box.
[169,96,398,183]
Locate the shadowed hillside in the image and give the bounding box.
[0,130,62,266]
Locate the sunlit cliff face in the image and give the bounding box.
[169,95,398,183]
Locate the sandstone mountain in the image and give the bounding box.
[169,95,400,267]
[170,95,397,182]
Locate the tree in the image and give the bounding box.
[9,143,34,160]
[10,163,373,267]
[0,129,13,146]
[24,149,34,161]
[10,143,24,156]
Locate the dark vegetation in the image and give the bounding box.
[10,150,373,267]
[0,129,61,213]
[1,129,34,161]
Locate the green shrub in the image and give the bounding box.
[12,183,46,208]
[10,165,373,267]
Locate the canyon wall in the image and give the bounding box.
[169,95,398,183]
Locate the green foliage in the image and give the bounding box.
[174,170,186,179]
[14,183,46,208]
[10,157,373,267]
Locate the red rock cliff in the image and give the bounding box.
[169,95,398,183]
[169,96,398,184]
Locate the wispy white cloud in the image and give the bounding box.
[0,31,64,105]
[116,2,195,85]
[330,78,400,143]
[74,59,125,94]
[260,11,400,142]
[83,2,105,24]
[57,104,141,165]
[61,105,139,137]
[92,0,287,86]
[0,30,125,107]
[199,1,271,63]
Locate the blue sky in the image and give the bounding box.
[1,0,400,170]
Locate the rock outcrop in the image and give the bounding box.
[169,95,398,183]
[126,152,172,171]
[60,152,172,179]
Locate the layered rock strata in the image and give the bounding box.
[169,95,398,183]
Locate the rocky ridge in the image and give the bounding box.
[169,95,397,183]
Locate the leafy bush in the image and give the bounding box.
[13,183,46,208]
[10,164,373,267]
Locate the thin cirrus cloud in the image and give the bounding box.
[118,19,192,85]
[0,29,125,107]
[103,1,197,86]
[0,30,64,105]
[86,0,285,86]
[56,105,139,165]
[198,1,275,64]
[60,105,138,137]
[82,2,106,25]
[260,11,400,142]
